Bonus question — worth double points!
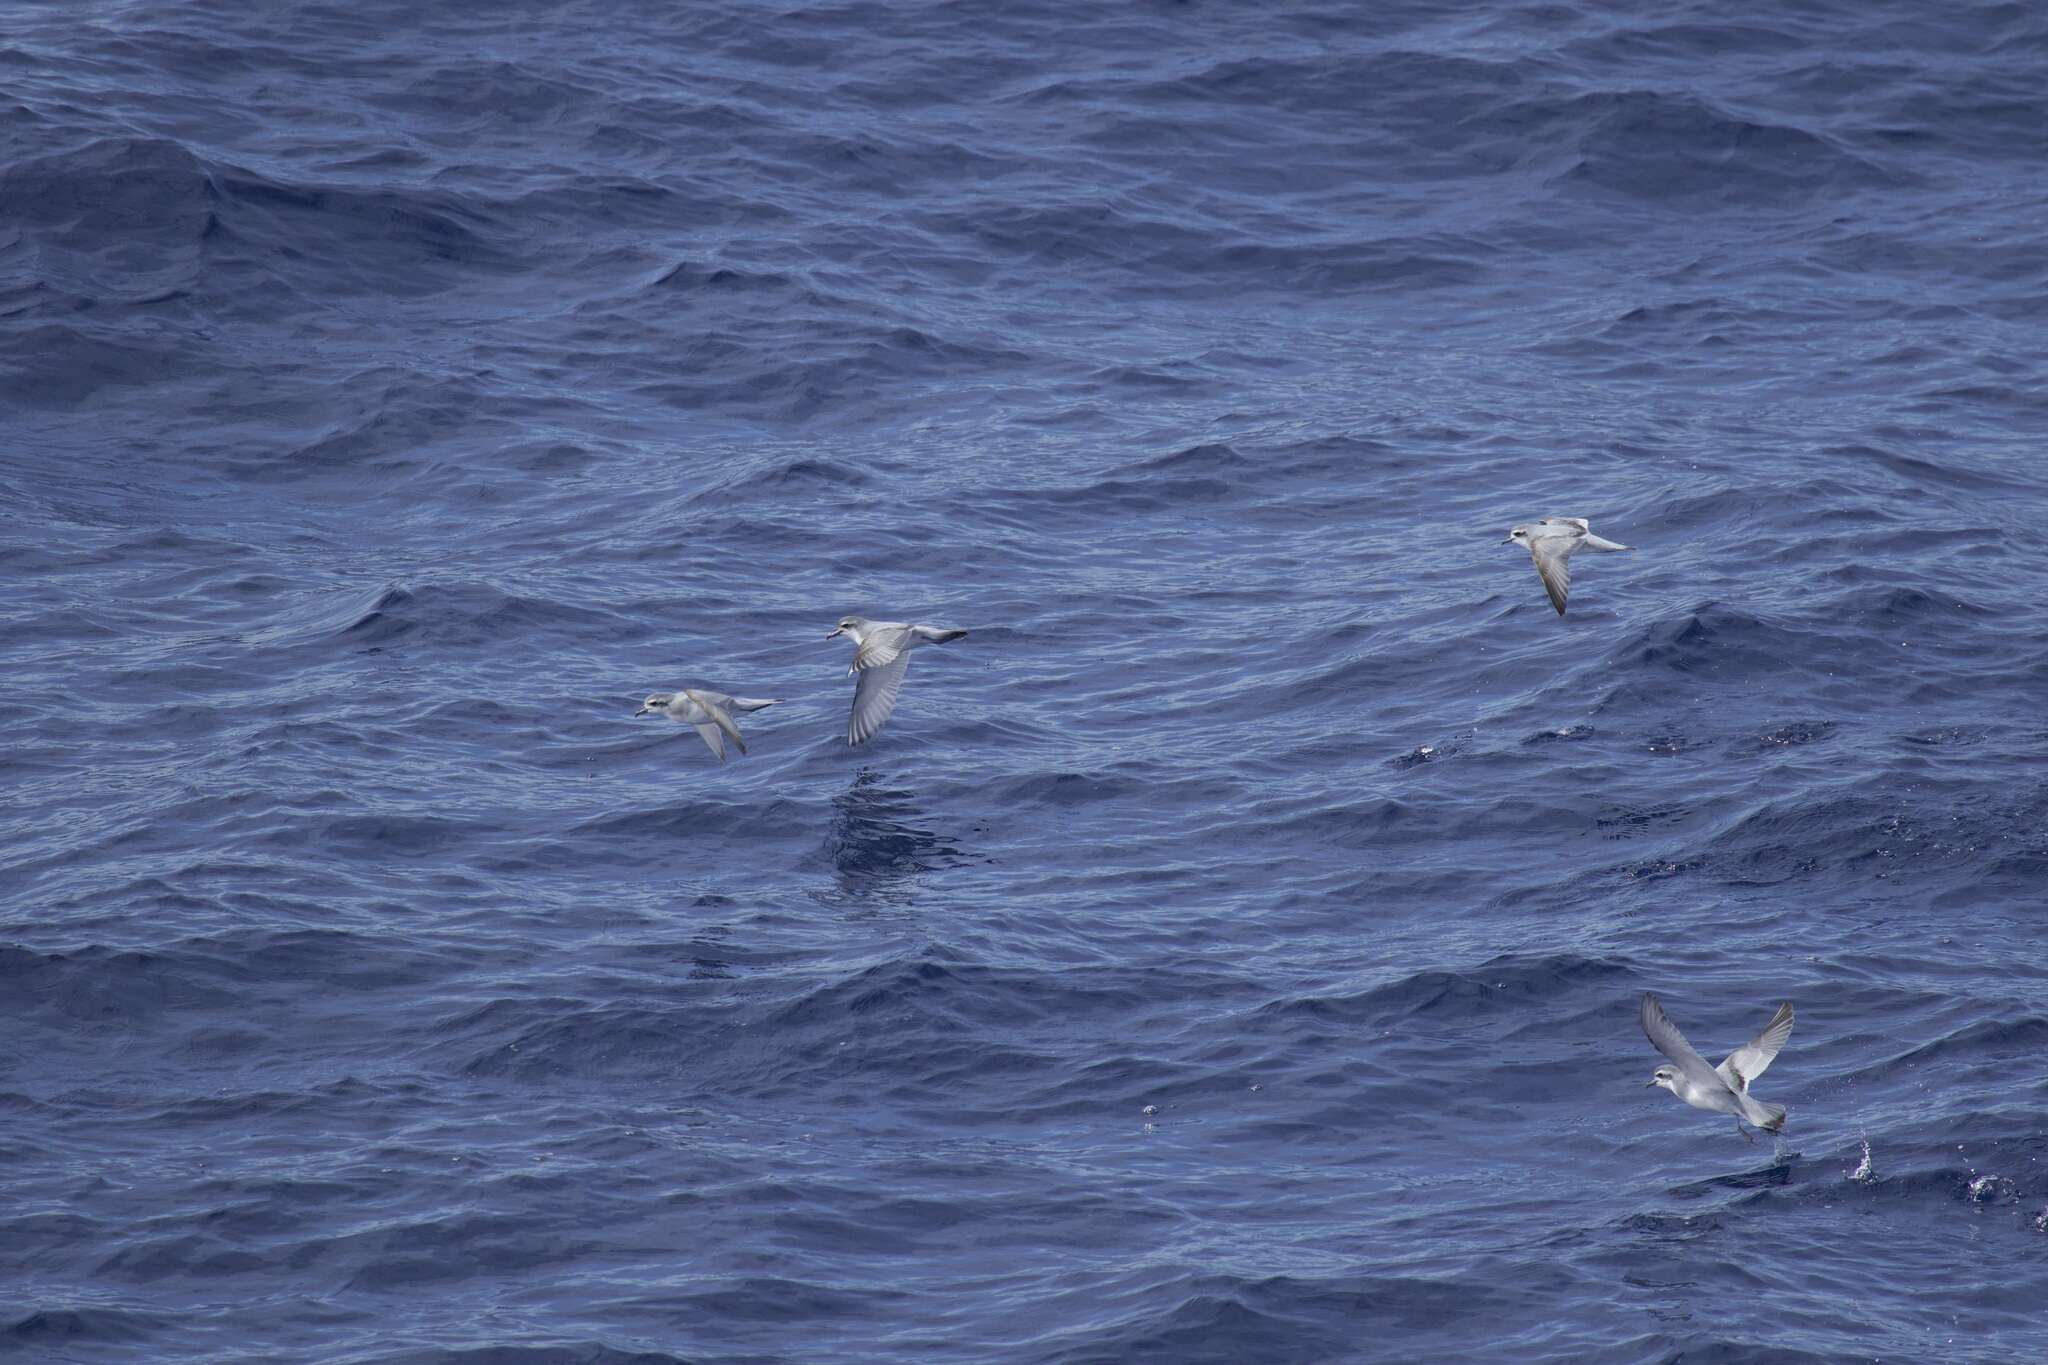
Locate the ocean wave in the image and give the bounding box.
[8,0,2048,1358]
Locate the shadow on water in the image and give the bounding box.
[820,767,962,903]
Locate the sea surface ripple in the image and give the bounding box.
[4,0,2048,1361]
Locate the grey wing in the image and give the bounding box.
[1641,993,1723,1087]
[690,722,727,762]
[1717,1002,1794,1092]
[848,651,911,745]
[1529,540,1572,615]
[1539,516,1591,533]
[852,625,911,673]
[684,690,747,757]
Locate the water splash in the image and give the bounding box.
[1966,1173,2008,1202]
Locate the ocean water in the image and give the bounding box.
[4,0,2047,1360]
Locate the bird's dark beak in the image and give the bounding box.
[634,705,653,716]
[1502,535,1516,545]
[825,626,845,640]
[1644,1079,1659,1087]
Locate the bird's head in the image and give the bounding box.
[1504,525,1531,547]
[636,692,674,716]
[1647,1066,1679,1092]
[826,615,867,641]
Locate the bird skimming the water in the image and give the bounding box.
[826,616,968,745]
[1641,991,1794,1141]
[636,689,780,762]
[1505,517,1631,615]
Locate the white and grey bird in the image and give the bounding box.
[635,688,781,762]
[825,616,968,745]
[1640,991,1794,1141]
[1504,516,1632,615]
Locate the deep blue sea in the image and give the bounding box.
[5,1,2048,1360]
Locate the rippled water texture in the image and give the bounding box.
[5,1,2048,1360]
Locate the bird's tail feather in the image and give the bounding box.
[917,627,968,644]
[1752,1100,1787,1132]
[1583,535,1632,552]
[727,697,781,712]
